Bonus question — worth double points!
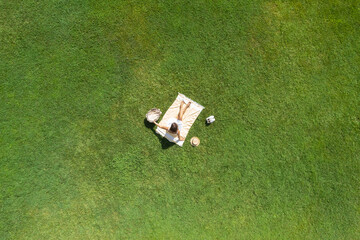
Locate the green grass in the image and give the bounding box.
[1,0,359,239]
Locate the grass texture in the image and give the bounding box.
[1,0,359,239]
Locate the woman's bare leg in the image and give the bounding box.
[178,101,191,120]
[178,101,185,120]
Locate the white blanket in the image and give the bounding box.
[156,93,205,147]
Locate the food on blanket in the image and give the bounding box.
[146,108,162,123]
[190,137,200,147]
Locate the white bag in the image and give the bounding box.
[206,115,215,124]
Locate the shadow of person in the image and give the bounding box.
[144,118,175,149]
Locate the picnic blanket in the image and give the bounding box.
[156,93,204,147]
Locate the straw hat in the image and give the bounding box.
[190,137,200,147]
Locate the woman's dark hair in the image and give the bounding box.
[169,122,178,133]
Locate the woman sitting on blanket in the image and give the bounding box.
[154,101,191,141]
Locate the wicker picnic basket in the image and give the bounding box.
[146,108,162,123]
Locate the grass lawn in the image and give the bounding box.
[1,0,359,239]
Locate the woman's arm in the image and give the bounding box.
[177,130,185,141]
[154,121,168,131]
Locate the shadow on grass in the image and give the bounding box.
[144,118,175,149]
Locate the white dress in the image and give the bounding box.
[167,118,183,133]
